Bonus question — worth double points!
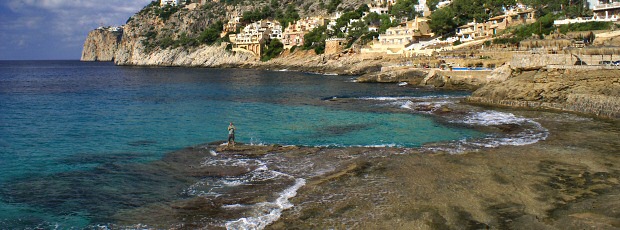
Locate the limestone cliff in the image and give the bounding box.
[467,69,620,119]
[83,0,370,69]
[81,28,122,61]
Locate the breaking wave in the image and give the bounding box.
[225,178,306,230]
[186,157,306,229]
[361,96,549,153]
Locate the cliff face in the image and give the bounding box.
[81,29,122,61]
[467,69,620,119]
[115,42,256,67]
[84,0,370,68]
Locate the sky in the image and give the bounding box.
[0,0,152,60]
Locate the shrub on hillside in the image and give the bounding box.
[262,39,284,61]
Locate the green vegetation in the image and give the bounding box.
[303,25,329,54]
[390,0,420,20]
[334,5,382,48]
[132,0,607,59]
[241,3,300,28]
[300,4,390,53]
[429,0,517,37]
[141,21,225,52]
[427,0,598,45]
[333,11,364,37]
[557,21,613,34]
[242,6,274,23]
[197,27,220,45]
[154,4,180,21]
[522,0,589,18]
[428,7,457,36]
[221,0,245,5]
[492,13,557,45]
[138,1,159,15]
[261,39,284,61]
[277,5,301,29]
[426,0,440,11]
[325,0,342,14]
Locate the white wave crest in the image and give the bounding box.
[461,111,530,126]
[359,95,463,101]
[427,111,549,153]
[225,178,306,230]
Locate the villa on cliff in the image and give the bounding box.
[593,0,620,21]
[368,0,391,15]
[160,0,180,7]
[361,17,434,55]
[455,6,535,41]
[97,26,123,33]
[224,11,242,34]
[229,20,283,57]
[282,17,328,49]
[553,0,620,25]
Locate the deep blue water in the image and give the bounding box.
[0,61,481,228]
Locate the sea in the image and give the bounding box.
[0,61,549,229]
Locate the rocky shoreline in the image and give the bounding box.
[265,110,620,229]
[81,29,619,120]
[174,109,619,229]
[467,68,620,119]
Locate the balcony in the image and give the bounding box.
[595,2,620,10]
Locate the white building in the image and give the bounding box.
[229,20,283,56]
[415,0,431,17]
[436,0,452,8]
[160,0,180,7]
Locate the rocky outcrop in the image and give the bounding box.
[356,68,428,83]
[357,67,495,90]
[467,69,620,119]
[115,42,255,67]
[81,28,122,61]
[260,49,384,75]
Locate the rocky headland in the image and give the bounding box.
[81,28,122,62]
[468,68,620,119]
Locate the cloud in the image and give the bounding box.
[0,0,152,60]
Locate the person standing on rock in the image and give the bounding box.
[227,122,236,147]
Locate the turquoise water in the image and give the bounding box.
[0,61,482,228]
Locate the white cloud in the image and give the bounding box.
[1,0,152,59]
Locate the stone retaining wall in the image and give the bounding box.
[511,54,614,69]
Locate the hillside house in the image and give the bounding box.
[282,17,327,49]
[224,11,242,33]
[160,0,180,7]
[367,0,396,15]
[455,7,535,41]
[229,20,282,57]
[593,0,620,20]
[362,17,434,55]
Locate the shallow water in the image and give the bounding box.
[0,61,552,228]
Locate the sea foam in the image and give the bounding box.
[425,110,549,153]
[225,178,306,230]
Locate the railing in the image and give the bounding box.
[554,15,619,25]
[594,2,620,10]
